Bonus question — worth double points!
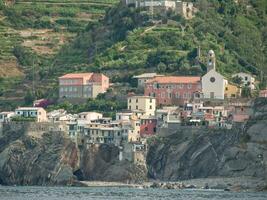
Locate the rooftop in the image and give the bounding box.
[16,107,44,111]
[59,73,93,79]
[133,73,162,79]
[147,76,201,84]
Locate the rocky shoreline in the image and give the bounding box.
[77,177,267,192]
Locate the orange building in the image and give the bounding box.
[144,76,201,106]
[59,73,109,99]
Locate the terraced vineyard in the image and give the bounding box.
[0,0,119,108]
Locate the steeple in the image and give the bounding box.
[207,50,216,72]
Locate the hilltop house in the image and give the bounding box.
[232,72,256,90]
[122,0,197,19]
[145,76,201,106]
[15,107,47,122]
[59,73,109,100]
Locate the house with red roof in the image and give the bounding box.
[144,76,202,106]
[59,73,109,100]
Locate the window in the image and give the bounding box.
[225,87,228,91]
[245,76,248,81]
[168,93,172,98]
[129,106,131,110]
[150,98,153,103]
[188,84,192,89]
[136,99,138,103]
[175,92,180,98]
[136,106,138,109]
[210,77,216,83]
[150,105,152,109]
[145,127,148,131]
[129,99,131,103]
[161,92,165,98]
[183,93,187,98]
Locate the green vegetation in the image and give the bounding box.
[11,116,36,122]
[0,0,267,111]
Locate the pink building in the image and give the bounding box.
[59,73,109,99]
[144,76,201,106]
[140,117,157,137]
[259,90,267,98]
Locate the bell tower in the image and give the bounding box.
[207,50,216,72]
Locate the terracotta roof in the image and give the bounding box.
[59,73,93,79]
[147,76,201,84]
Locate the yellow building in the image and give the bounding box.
[224,83,241,98]
[127,96,156,117]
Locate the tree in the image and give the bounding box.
[24,90,34,105]
[232,76,243,85]
[241,86,251,98]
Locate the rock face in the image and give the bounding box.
[80,144,147,183]
[0,125,79,185]
[0,124,147,185]
[147,98,267,185]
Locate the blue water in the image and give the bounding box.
[0,186,267,200]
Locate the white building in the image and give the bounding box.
[0,112,15,123]
[202,50,228,99]
[127,96,156,117]
[202,69,228,99]
[232,72,255,90]
[15,107,47,122]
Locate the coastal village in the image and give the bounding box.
[0,48,266,166]
[0,0,266,170]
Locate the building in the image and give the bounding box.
[15,107,47,122]
[0,112,15,123]
[116,110,133,121]
[123,0,196,19]
[47,109,76,123]
[224,83,241,98]
[232,72,255,90]
[145,76,201,106]
[133,73,163,88]
[202,50,228,99]
[259,90,267,98]
[59,73,109,100]
[140,116,157,137]
[127,96,156,116]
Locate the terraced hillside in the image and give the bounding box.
[0,0,266,111]
[0,0,119,109]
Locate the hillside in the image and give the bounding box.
[0,0,119,110]
[0,0,267,110]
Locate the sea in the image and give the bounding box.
[0,186,267,200]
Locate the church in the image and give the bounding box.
[201,50,228,99]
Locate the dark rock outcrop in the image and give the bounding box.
[0,129,79,186]
[80,144,147,183]
[147,98,267,186]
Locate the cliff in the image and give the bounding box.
[147,98,267,188]
[0,125,79,185]
[0,125,147,185]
